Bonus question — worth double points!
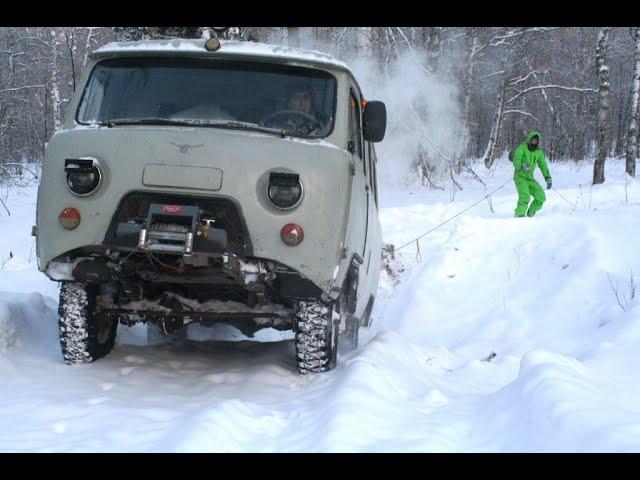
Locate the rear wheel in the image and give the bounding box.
[58,282,117,365]
[294,300,339,374]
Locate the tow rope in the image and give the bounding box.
[550,187,578,208]
[396,178,512,253]
[395,179,579,260]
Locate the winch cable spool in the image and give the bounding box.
[395,178,512,257]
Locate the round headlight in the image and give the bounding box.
[65,159,101,196]
[268,184,302,209]
[267,173,303,210]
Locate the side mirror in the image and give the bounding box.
[363,101,386,143]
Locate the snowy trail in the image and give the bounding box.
[2,159,640,452]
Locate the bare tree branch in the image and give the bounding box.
[507,85,598,104]
[503,109,540,121]
[0,84,46,94]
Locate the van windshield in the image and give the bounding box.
[77,57,337,138]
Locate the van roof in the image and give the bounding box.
[91,39,354,75]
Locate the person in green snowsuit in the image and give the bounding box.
[513,131,552,217]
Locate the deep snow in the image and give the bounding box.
[1,158,640,452]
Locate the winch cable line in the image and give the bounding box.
[550,187,578,208]
[395,179,582,257]
[396,178,512,253]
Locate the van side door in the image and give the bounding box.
[348,88,369,259]
[362,141,382,318]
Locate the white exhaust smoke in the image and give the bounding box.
[348,53,466,188]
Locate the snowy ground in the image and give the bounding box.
[1,158,640,452]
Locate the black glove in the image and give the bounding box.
[546,178,552,190]
[522,163,529,171]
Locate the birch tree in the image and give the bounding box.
[461,27,480,159]
[593,27,611,185]
[50,30,63,134]
[483,74,508,168]
[626,27,640,177]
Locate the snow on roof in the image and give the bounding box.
[91,39,353,74]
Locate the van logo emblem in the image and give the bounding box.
[162,205,183,214]
[170,142,204,154]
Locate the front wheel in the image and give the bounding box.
[58,282,117,365]
[294,300,339,374]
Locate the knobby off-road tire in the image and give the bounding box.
[58,282,117,365]
[294,300,339,374]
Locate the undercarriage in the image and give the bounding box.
[51,248,325,338]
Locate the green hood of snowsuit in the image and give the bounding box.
[526,131,541,145]
[513,131,551,182]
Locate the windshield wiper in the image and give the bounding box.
[200,120,287,138]
[103,117,287,138]
[105,117,199,128]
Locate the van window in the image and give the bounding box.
[348,90,363,161]
[77,57,337,139]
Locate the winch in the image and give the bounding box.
[136,203,227,255]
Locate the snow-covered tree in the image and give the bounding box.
[594,27,611,185]
[626,27,640,177]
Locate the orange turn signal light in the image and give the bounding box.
[281,223,304,246]
[59,208,81,230]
